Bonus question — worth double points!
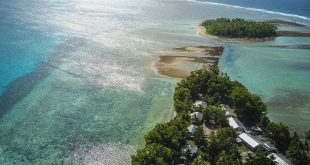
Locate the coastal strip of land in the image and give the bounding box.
[132,68,309,164]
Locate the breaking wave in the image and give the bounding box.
[187,0,310,20]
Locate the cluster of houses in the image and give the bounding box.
[181,101,206,159]
[221,104,293,165]
[181,100,293,165]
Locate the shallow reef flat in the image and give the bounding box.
[261,19,307,27]
[153,46,223,78]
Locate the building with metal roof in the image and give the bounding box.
[228,117,246,131]
[239,133,262,150]
[189,112,203,121]
[268,153,293,165]
[187,125,198,134]
[194,100,207,108]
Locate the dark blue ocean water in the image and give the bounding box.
[0,1,59,94]
[201,0,310,18]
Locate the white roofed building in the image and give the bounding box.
[194,100,207,108]
[181,145,198,160]
[228,117,245,131]
[189,112,204,121]
[239,133,262,150]
[268,153,293,165]
[221,104,237,117]
[220,104,227,111]
[187,125,198,134]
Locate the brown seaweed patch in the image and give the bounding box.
[267,45,310,49]
[262,19,307,27]
[277,31,310,37]
[267,88,310,113]
[288,62,310,71]
[173,46,224,56]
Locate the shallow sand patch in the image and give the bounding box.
[152,46,223,79]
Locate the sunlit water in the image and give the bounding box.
[0,0,309,164]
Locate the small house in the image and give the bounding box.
[220,104,227,111]
[239,133,262,150]
[228,117,246,131]
[221,104,237,117]
[194,100,207,108]
[251,126,263,133]
[187,125,198,134]
[267,153,293,165]
[189,112,204,121]
[235,137,242,144]
[263,143,278,153]
[181,145,198,159]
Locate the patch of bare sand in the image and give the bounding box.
[152,46,223,79]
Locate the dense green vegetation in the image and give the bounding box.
[132,68,309,165]
[203,106,228,128]
[201,18,277,38]
[231,86,267,125]
[286,133,309,165]
[132,144,173,165]
[267,122,291,152]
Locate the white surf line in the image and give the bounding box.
[186,0,310,21]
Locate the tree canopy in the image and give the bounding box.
[132,143,173,165]
[144,119,187,150]
[267,122,291,152]
[201,18,277,38]
[175,68,267,126]
[286,133,309,165]
[203,106,228,128]
[231,86,266,125]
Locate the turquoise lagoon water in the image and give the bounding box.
[0,0,309,164]
[220,37,310,132]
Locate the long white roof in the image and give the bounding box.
[228,117,245,130]
[268,153,293,165]
[239,133,261,148]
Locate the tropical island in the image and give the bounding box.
[132,68,310,165]
[201,18,278,38]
